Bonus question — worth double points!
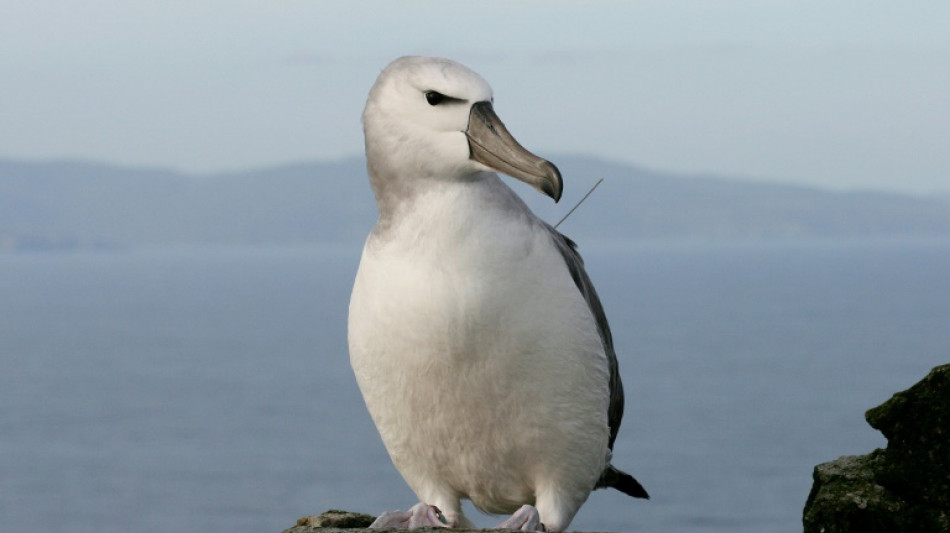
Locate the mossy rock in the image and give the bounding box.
[802,451,950,532]
[283,510,376,532]
[804,364,950,533]
[866,364,950,507]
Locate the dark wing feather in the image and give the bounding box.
[547,230,624,449]
[547,226,649,499]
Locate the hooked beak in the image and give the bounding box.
[465,101,562,203]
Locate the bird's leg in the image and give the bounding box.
[369,502,449,529]
[494,504,544,531]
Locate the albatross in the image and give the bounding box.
[348,56,648,532]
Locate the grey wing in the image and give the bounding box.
[547,227,624,449]
[547,226,649,500]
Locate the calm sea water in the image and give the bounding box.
[2,240,948,533]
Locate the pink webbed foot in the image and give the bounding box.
[494,504,544,531]
[369,502,449,529]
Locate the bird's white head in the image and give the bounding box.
[362,56,562,213]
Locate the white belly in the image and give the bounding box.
[348,188,610,514]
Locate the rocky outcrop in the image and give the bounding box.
[803,364,950,532]
[282,510,376,533]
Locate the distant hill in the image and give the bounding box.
[1,156,948,251]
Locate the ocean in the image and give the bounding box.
[2,239,948,532]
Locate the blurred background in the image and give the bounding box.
[2,2,948,532]
[3,0,949,193]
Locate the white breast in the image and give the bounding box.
[348,178,610,515]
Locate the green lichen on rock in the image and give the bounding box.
[804,364,950,533]
[283,510,376,533]
[803,451,934,532]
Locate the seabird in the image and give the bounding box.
[348,56,648,532]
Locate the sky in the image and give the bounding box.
[2,1,948,194]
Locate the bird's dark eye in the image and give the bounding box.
[425,91,445,106]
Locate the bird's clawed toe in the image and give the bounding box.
[494,504,543,531]
[369,502,448,529]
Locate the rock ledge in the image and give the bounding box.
[282,510,619,533]
[803,364,950,532]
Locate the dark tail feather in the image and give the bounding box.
[596,465,650,499]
